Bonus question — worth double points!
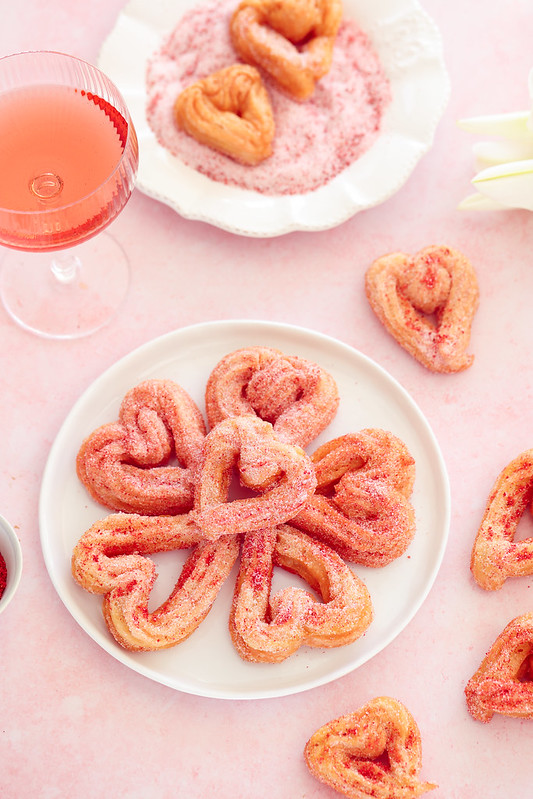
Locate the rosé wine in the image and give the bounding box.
[0,83,137,251]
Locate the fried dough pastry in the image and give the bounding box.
[292,429,416,566]
[471,448,533,590]
[205,345,339,448]
[365,245,479,373]
[72,512,239,651]
[465,613,533,722]
[76,379,206,515]
[192,416,317,539]
[230,0,343,100]
[229,524,372,662]
[305,696,437,798]
[174,63,275,165]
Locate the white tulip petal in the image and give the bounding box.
[458,192,508,211]
[458,111,530,138]
[457,73,533,212]
[472,139,533,170]
[472,160,533,210]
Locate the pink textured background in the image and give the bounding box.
[1,1,533,797]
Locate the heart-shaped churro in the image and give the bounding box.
[192,416,317,540]
[293,429,416,566]
[71,512,239,651]
[471,448,533,590]
[174,64,274,165]
[465,613,533,722]
[205,345,339,448]
[76,379,206,515]
[230,0,343,100]
[305,696,437,798]
[365,245,479,373]
[229,524,373,662]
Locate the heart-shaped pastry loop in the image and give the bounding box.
[365,245,479,373]
[293,429,416,566]
[76,380,206,515]
[305,696,437,798]
[205,345,339,448]
[71,512,239,651]
[465,613,533,722]
[174,64,275,165]
[230,0,343,100]
[192,416,317,540]
[229,524,373,662]
[471,448,533,590]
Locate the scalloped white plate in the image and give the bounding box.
[40,321,450,699]
[98,0,450,236]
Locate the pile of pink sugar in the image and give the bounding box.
[146,0,391,196]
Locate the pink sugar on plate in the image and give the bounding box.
[146,0,391,196]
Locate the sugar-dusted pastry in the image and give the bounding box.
[174,63,274,165]
[76,379,206,515]
[72,512,240,651]
[205,345,339,448]
[471,448,533,590]
[230,0,343,100]
[365,245,479,373]
[465,613,533,722]
[293,429,416,566]
[229,524,373,662]
[305,696,437,798]
[192,415,317,540]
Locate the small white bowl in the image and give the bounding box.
[0,514,22,614]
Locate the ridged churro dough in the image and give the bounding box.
[471,448,533,590]
[293,429,416,566]
[230,0,343,100]
[72,512,239,651]
[76,379,206,515]
[229,524,372,662]
[465,613,533,722]
[205,345,339,448]
[365,245,479,373]
[305,696,437,798]
[192,415,317,539]
[73,348,421,663]
[174,64,274,165]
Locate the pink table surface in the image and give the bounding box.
[1,1,533,797]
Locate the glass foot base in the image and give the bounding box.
[0,232,130,339]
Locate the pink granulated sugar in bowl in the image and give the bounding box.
[146,0,391,196]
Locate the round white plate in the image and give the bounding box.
[97,0,450,237]
[40,320,450,699]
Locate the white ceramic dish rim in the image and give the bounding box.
[39,320,450,699]
[98,0,451,237]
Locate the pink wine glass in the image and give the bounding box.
[0,51,139,339]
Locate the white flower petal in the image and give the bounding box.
[472,139,533,171]
[458,192,508,211]
[458,111,531,138]
[472,159,533,209]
